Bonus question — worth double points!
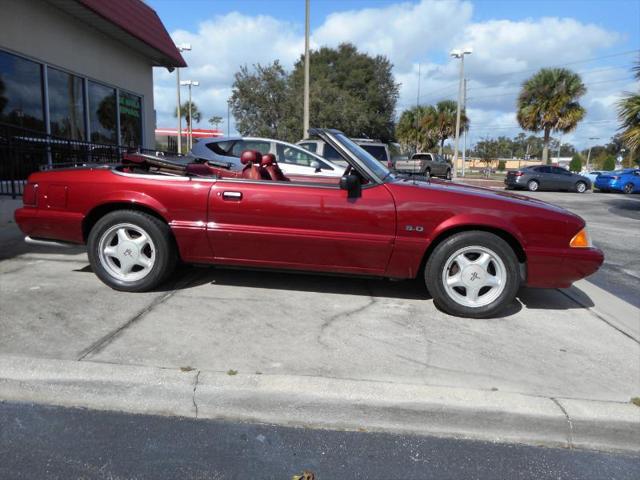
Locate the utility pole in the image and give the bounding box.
[586,137,599,171]
[450,48,472,178]
[303,0,310,138]
[227,99,231,137]
[461,77,467,177]
[415,63,421,153]
[175,43,191,155]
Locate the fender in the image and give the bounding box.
[428,213,527,250]
[84,190,171,221]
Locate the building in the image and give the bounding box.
[0,0,185,154]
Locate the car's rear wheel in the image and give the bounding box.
[425,231,520,318]
[575,181,587,193]
[88,210,177,292]
[527,180,539,191]
[623,182,634,194]
[445,169,452,180]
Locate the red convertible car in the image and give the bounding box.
[15,129,603,318]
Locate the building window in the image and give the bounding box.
[0,50,45,131]
[119,91,142,147]
[47,67,85,140]
[88,81,117,144]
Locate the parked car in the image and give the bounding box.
[393,153,453,179]
[189,136,344,177]
[594,168,640,194]
[504,165,591,193]
[15,128,603,319]
[297,138,391,168]
[581,170,606,184]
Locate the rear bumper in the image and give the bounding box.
[595,179,621,191]
[525,246,604,288]
[15,207,84,244]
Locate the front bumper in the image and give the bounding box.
[525,246,604,288]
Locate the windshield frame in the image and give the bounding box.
[314,129,392,184]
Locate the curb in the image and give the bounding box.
[1,355,638,453]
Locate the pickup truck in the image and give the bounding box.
[394,152,452,179]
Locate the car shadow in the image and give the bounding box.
[70,261,595,317]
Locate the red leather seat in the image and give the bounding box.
[261,153,289,181]
[240,150,264,180]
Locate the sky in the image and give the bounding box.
[149,0,640,149]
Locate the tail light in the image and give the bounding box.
[23,183,38,206]
[513,171,524,177]
[570,228,592,248]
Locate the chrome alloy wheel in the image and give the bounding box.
[441,246,507,308]
[98,223,156,282]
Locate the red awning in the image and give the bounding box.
[47,0,186,69]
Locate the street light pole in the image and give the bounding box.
[303,0,310,138]
[461,77,467,177]
[175,43,191,155]
[227,99,231,137]
[180,80,199,150]
[450,48,472,178]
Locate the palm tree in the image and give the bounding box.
[208,115,223,130]
[396,105,438,152]
[617,60,640,155]
[420,100,468,154]
[517,68,586,164]
[174,101,202,132]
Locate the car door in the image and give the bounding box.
[534,166,552,189]
[551,167,572,190]
[434,154,448,176]
[206,179,396,275]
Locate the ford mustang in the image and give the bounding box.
[14,129,604,318]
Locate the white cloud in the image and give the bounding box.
[152,0,632,148]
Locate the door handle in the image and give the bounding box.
[222,191,242,201]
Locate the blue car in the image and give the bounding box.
[595,168,640,194]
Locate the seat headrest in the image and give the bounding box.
[261,153,276,167]
[240,150,262,165]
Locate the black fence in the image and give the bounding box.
[0,123,165,198]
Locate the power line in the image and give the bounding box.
[467,76,636,101]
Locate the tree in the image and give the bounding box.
[602,155,616,171]
[617,59,640,154]
[208,115,223,130]
[395,105,438,153]
[286,43,400,142]
[230,61,290,139]
[420,100,468,154]
[569,153,583,172]
[174,101,202,131]
[517,68,586,164]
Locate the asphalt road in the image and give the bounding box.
[516,190,640,308]
[1,402,639,480]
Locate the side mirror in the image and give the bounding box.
[339,173,362,199]
[310,160,322,173]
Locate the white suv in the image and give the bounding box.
[298,138,391,167]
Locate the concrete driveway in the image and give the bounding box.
[1,192,639,451]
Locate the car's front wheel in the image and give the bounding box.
[425,231,520,318]
[445,169,452,180]
[88,210,177,292]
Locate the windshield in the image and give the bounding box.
[334,133,391,180]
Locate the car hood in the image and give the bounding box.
[388,177,577,218]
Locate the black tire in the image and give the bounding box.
[445,169,452,180]
[423,166,431,178]
[623,182,634,194]
[87,210,177,292]
[575,181,587,193]
[527,179,539,192]
[425,231,520,318]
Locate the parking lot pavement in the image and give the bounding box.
[1,194,639,451]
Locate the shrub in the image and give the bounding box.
[497,160,506,171]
